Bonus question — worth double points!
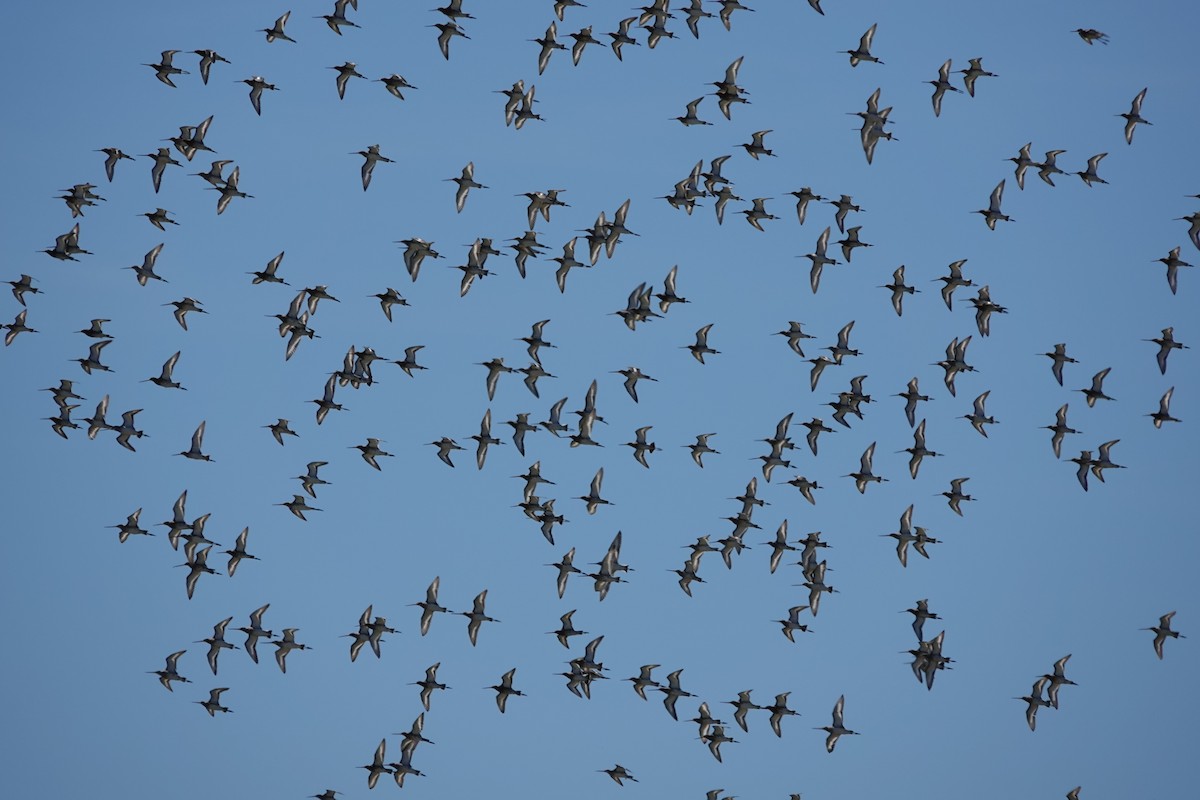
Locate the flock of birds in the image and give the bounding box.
[7,1,1196,798]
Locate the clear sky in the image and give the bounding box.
[2,1,1197,798]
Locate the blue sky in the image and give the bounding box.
[2,1,1197,797]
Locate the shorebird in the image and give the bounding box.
[197,617,237,675]
[686,324,720,363]
[1016,677,1052,731]
[412,577,454,636]
[975,180,1012,229]
[461,589,499,646]
[180,545,218,599]
[896,377,931,428]
[674,97,711,126]
[129,243,167,286]
[837,226,872,262]
[958,58,996,96]
[842,23,883,66]
[317,0,359,35]
[145,50,189,87]
[778,605,811,641]
[143,148,181,194]
[411,663,450,710]
[725,690,764,733]
[352,144,392,191]
[1075,153,1109,186]
[903,419,939,478]
[238,604,273,664]
[1156,246,1192,295]
[1119,88,1151,144]
[1041,343,1078,386]
[533,22,565,74]
[568,25,600,65]
[241,76,278,116]
[98,147,135,182]
[192,49,230,84]
[431,21,469,60]
[261,11,296,42]
[1041,655,1077,709]
[1043,404,1080,459]
[1149,387,1180,428]
[600,765,638,786]
[1147,327,1187,374]
[1078,368,1114,407]
[658,669,694,720]
[741,198,778,231]
[817,695,859,752]
[428,437,465,467]
[1037,150,1068,186]
[765,692,799,737]
[549,610,587,648]
[1090,439,1125,483]
[145,351,185,390]
[1143,611,1185,659]
[739,130,776,160]
[150,650,190,691]
[927,59,962,116]
[789,187,824,225]
[939,477,973,516]
[351,438,393,471]
[222,528,257,576]
[140,208,178,231]
[903,599,941,642]
[1074,28,1109,45]
[177,421,213,462]
[489,668,524,713]
[625,664,661,700]
[273,628,309,673]
[109,508,150,543]
[882,265,917,316]
[1007,143,1035,190]
[964,391,998,437]
[277,494,321,521]
[607,16,640,60]
[803,227,839,294]
[360,740,389,790]
[703,726,737,763]
[3,310,36,346]
[936,259,973,309]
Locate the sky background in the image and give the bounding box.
[2,1,1197,798]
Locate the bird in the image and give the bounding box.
[261,11,296,43]
[144,50,189,87]
[1037,149,1068,187]
[144,351,185,390]
[1042,343,1078,386]
[684,433,718,468]
[1043,404,1081,459]
[277,494,321,521]
[411,663,450,711]
[848,442,886,493]
[1075,153,1109,186]
[765,692,799,737]
[725,690,763,733]
[843,23,883,66]
[578,468,612,515]
[600,765,638,786]
[958,58,996,96]
[975,180,1012,229]
[1016,677,1052,731]
[461,589,498,646]
[1090,439,1125,483]
[143,148,181,194]
[353,144,392,191]
[741,198,778,231]
[195,687,232,717]
[882,265,917,316]
[140,208,178,231]
[129,243,167,286]
[412,577,454,636]
[897,377,931,428]
[903,419,939,478]
[658,669,694,720]
[1077,368,1114,407]
[240,76,278,116]
[803,227,840,294]
[1156,246,1192,295]
[360,740,389,790]
[1143,611,1185,659]
[3,310,36,346]
[489,668,524,713]
[1074,28,1109,45]
[192,49,230,84]
[177,421,213,462]
[352,438,393,471]
[927,59,962,116]
[941,477,974,516]
[273,628,309,674]
[739,130,776,160]
[222,528,257,577]
[686,324,719,363]
[778,605,811,641]
[1119,88,1151,144]
[964,391,998,437]
[1147,327,1187,374]
[97,147,135,182]
[1149,387,1180,429]
[197,617,237,675]
[817,695,859,752]
[149,650,190,691]
[903,599,942,642]
[533,22,565,74]
[836,226,872,262]
[1041,655,1078,709]
[1007,143,1035,190]
[674,97,711,126]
